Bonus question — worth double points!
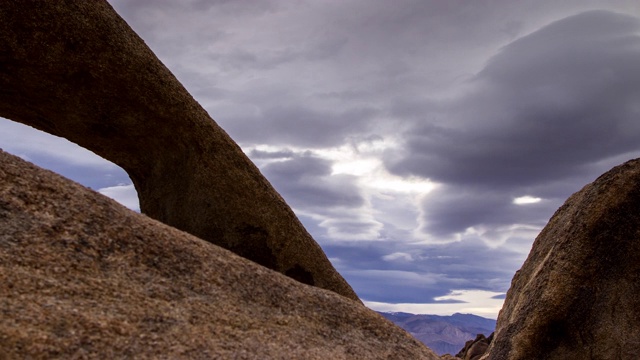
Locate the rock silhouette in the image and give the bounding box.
[0,150,439,359]
[0,1,358,301]
[483,159,640,359]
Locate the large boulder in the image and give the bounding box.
[0,1,358,301]
[0,150,438,359]
[483,159,640,359]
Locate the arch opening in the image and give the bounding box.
[0,117,140,212]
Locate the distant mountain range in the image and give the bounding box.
[379,312,496,356]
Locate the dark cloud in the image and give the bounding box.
[417,186,555,238]
[385,10,640,238]
[220,105,378,148]
[249,148,295,159]
[261,152,365,210]
[257,151,385,240]
[110,0,279,38]
[388,10,640,190]
[324,238,523,303]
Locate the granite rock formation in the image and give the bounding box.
[0,1,358,301]
[483,159,640,359]
[0,150,438,359]
[455,333,492,360]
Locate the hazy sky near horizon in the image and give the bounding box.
[2,0,640,319]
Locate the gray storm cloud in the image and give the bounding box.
[260,152,365,209]
[388,10,640,188]
[386,10,640,239]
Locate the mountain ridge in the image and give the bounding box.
[379,311,496,356]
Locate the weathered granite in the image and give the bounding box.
[483,159,640,359]
[0,149,438,359]
[0,1,358,301]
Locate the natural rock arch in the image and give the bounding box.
[0,1,358,301]
[0,149,438,358]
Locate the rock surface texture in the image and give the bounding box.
[0,150,439,359]
[0,1,358,301]
[483,159,640,359]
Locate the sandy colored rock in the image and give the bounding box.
[0,150,438,359]
[483,159,640,359]
[0,1,358,301]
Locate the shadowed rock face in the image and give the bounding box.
[0,150,439,359]
[0,1,358,301]
[484,159,640,360]
[456,333,492,360]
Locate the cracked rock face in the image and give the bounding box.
[484,159,640,360]
[0,150,438,359]
[0,1,358,301]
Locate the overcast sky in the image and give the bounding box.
[2,0,640,319]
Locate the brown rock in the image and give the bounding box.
[465,341,488,360]
[0,150,438,359]
[483,159,640,359]
[0,1,358,301]
[440,355,459,360]
[455,333,491,360]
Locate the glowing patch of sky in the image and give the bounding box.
[513,195,542,205]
